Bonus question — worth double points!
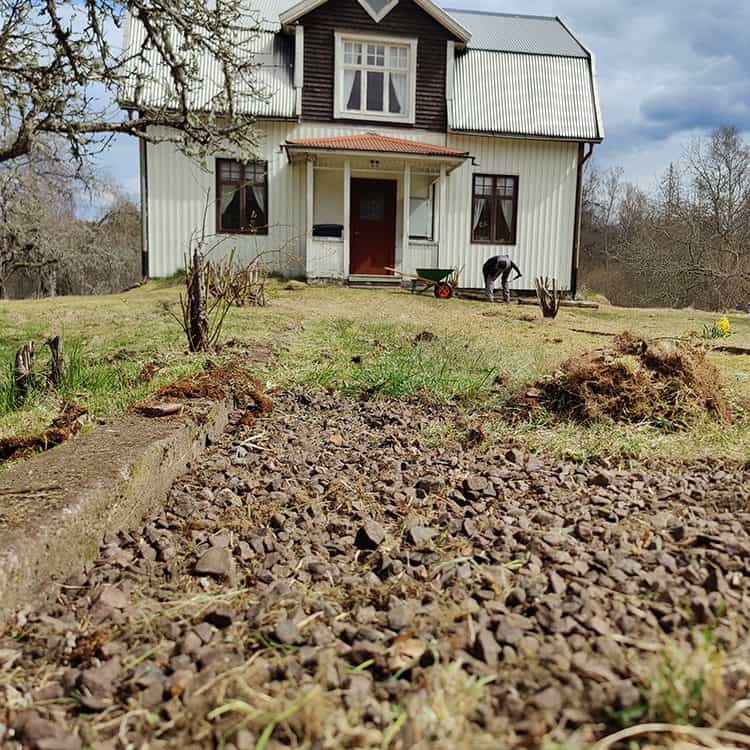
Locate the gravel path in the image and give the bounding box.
[3,387,750,749]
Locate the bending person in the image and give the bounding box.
[483,255,522,302]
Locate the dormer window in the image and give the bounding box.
[334,32,417,124]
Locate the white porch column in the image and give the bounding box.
[402,163,411,270]
[306,159,314,275]
[437,164,447,264]
[343,159,351,277]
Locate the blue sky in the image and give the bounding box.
[96,0,750,200]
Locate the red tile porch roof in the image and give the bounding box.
[285,133,469,158]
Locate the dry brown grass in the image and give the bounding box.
[511,332,732,427]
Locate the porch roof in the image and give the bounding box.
[284,134,470,160]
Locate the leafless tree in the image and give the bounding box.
[580,126,750,311]
[0,153,141,297]
[1,0,267,166]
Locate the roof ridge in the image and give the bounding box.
[444,8,559,21]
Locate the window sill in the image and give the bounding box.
[409,238,436,245]
[471,240,517,246]
[217,229,269,236]
[312,236,344,242]
[334,113,416,127]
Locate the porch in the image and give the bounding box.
[284,134,469,283]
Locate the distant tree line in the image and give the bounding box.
[0,152,141,299]
[580,126,750,311]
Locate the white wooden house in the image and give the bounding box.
[125,0,603,292]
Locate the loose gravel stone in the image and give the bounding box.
[194,547,233,578]
[5,386,750,749]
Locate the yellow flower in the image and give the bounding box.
[717,316,731,333]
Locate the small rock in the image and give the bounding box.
[79,658,120,710]
[407,526,436,546]
[532,685,563,714]
[416,476,443,495]
[97,585,128,610]
[388,604,411,631]
[495,622,523,646]
[215,488,241,507]
[274,620,301,645]
[194,547,233,578]
[194,622,215,643]
[525,456,544,472]
[31,683,64,702]
[463,476,488,493]
[474,629,499,667]
[355,521,386,550]
[179,631,202,654]
[617,680,642,709]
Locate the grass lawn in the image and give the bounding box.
[1,281,749,464]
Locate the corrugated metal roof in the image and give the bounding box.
[122,0,603,141]
[447,10,587,56]
[286,133,468,156]
[450,49,601,141]
[121,9,295,120]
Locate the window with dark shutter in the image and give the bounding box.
[471,174,518,245]
[216,159,269,235]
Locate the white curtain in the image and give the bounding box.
[498,199,513,236]
[251,184,265,214]
[345,70,361,109]
[473,198,486,233]
[389,72,407,114]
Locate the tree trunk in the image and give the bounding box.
[14,341,35,398]
[188,248,209,352]
[47,335,63,386]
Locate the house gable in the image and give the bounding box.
[298,0,459,131]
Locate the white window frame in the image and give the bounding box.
[333,31,418,125]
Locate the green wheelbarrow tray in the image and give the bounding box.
[384,266,458,298]
[413,268,456,298]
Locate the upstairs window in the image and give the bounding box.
[334,33,417,124]
[216,159,268,235]
[471,174,518,245]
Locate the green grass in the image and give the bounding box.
[289,319,497,403]
[1,282,750,464]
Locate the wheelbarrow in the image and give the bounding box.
[384,267,458,299]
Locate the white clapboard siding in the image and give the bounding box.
[145,123,579,288]
[442,134,579,291]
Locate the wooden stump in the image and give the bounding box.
[535,277,561,319]
[187,249,209,353]
[14,341,35,398]
[47,335,63,387]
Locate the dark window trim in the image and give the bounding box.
[215,158,269,236]
[470,173,519,246]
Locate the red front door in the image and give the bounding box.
[350,178,396,275]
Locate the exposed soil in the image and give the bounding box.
[0,402,87,464]
[511,333,732,426]
[3,387,750,748]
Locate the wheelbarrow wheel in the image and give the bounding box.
[435,282,453,299]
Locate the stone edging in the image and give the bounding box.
[0,399,232,626]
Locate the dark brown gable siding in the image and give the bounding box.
[300,0,456,131]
